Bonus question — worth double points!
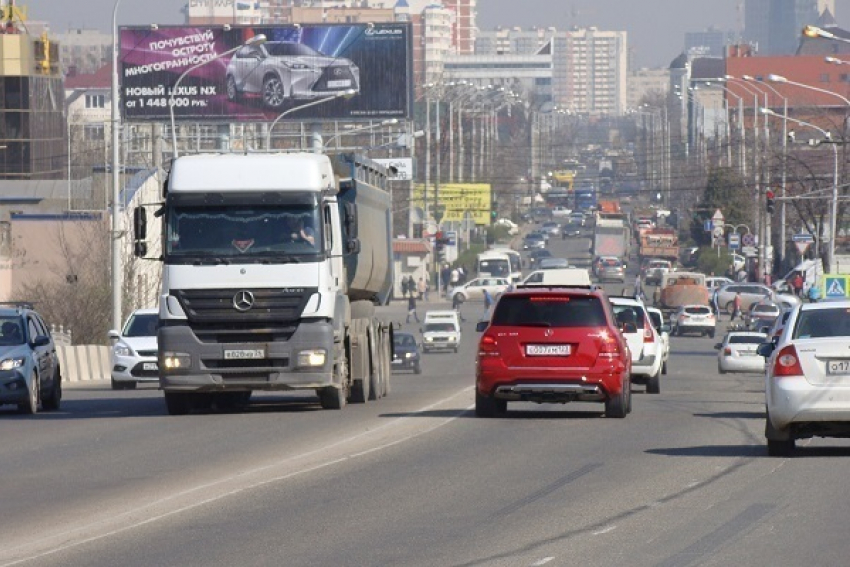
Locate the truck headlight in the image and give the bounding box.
[405,352,414,359]
[162,353,191,370]
[113,342,133,357]
[297,349,326,368]
[0,357,25,371]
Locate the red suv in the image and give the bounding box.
[475,287,632,418]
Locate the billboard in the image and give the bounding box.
[119,24,412,122]
[412,184,492,225]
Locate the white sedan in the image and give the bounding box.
[761,300,850,456]
[451,277,511,302]
[715,332,766,374]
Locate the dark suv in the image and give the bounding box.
[475,287,632,418]
[0,303,62,414]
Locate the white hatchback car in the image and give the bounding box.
[108,308,159,390]
[451,277,511,302]
[670,305,716,337]
[761,301,850,456]
[646,307,670,375]
[716,332,766,374]
[609,296,663,393]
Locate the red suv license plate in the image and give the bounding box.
[526,344,571,356]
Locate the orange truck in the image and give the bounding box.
[597,200,621,214]
[638,228,679,262]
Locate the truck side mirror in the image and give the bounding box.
[134,207,147,241]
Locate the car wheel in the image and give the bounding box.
[661,360,668,375]
[414,364,422,375]
[18,372,39,414]
[41,367,62,411]
[262,74,287,110]
[225,74,239,101]
[475,389,505,417]
[765,411,795,457]
[111,377,123,390]
[625,377,633,414]
[605,384,628,418]
[453,347,459,354]
[718,363,726,375]
[708,330,715,338]
[646,370,661,394]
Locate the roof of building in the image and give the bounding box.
[690,57,725,80]
[63,63,111,89]
[393,239,431,254]
[797,10,850,56]
[669,52,688,70]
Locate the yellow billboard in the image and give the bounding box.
[412,183,492,224]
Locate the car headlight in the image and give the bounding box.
[161,352,191,371]
[424,337,433,342]
[113,342,133,357]
[405,352,414,359]
[289,63,312,70]
[297,349,327,368]
[0,357,26,371]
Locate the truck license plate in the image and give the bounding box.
[526,344,570,356]
[827,360,850,375]
[142,362,158,371]
[224,349,265,360]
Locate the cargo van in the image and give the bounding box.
[519,268,593,287]
[422,311,462,353]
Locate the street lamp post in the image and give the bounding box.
[110,0,124,332]
[323,118,398,150]
[761,108,839,273]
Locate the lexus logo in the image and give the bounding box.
[333,68,343,76]
[233,290,255,312]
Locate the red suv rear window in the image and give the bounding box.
[491,295,607,327]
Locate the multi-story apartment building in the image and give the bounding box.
[185,0,264,25]
[55,28,111,76]
[627,67,669,111]
[476,26,628,115]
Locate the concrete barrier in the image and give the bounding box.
[57,345,110,383]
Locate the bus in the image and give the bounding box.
[477,249,522,283]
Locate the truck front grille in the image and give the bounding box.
[174,288,316,344]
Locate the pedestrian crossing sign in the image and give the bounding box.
[824,276,849,298]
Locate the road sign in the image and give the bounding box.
[742,245,757,256]
[704,220,713,232]
[824,276,849,298]
[433,204,446,223]
[712,209,724,221]
[728,233,740,250]
[445,230,457,247]
[794,241,812,255]
[741,233,756,247]
[713,226,724,238]
[792,233,814,243]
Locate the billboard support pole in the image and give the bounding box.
[311,123,323,153]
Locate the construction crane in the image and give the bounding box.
[0,0,28,35]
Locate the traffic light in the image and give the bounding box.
[766,189,776,215]
[491,200,498,222]
[435,231,446,262]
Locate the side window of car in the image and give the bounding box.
[27,317,39,343]
[33,315,49,338]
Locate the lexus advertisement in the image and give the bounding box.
[119,24,412,121]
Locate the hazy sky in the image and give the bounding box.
[30,0,850,68]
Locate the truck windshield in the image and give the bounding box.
[166,205,322,261]
[479,258,510,277]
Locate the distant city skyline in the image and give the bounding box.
[28,0,850,68]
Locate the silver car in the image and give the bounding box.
[225,41,360,110]
[109,308,159,390]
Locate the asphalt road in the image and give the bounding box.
[2,227,850,567]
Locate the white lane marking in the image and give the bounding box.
[532,558,555,566]
[593,525,617,535]
[0,388,475,567]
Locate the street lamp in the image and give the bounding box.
[761,107,839,274]
[743,75,789,269]
[265,88,357,149]
[767,74,850,107]
[110,0,124,332]
[803,24,850,45]
[169,34,267,159]
[323,118,398,150]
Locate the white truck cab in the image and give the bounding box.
[421,311,461,353]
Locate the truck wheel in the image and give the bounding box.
[367,328,381,401]
[41,368,62,411]
[381,334,392,396]
[164,392,193,415]
[320,385,346,410]
[646,371,661,394]
[350,378,370,404]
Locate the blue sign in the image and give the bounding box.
[728,233,740,250]
[792,233,814,243]
[825,276,848,298]
[445,231,458,247]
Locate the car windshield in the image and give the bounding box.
[424,323,455,333]
[394,334,416,347]
[0,316,25,346]
[728,335,766,344]
[793,308,850,339]
[264,42,323,57]
[123,313,158,337]
[166,204,322,262]
[492,295,607,327]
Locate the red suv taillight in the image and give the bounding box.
[598,333,621,359]
[773,344,803,377]
[478,334,500,357]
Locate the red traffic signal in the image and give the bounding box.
[766,189,776,215]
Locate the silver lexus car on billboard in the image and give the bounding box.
[225,41,360,110]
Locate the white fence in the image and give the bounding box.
[57,346,110,383]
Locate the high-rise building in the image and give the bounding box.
[476,26,627,115]
[55,28,111,77]
[684,27,736,58]
[744,0,834,55]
